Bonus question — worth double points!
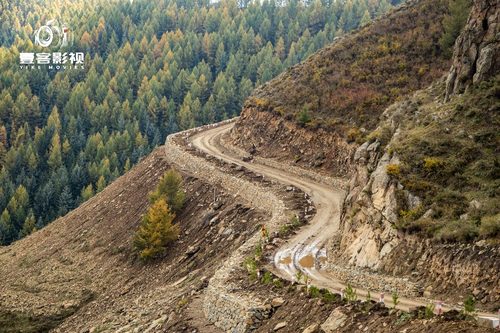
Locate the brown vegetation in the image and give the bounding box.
[244,0,451,136]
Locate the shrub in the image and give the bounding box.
[308,285,321,298]
[295,270,304,283]
[347,127,362,143]
[254,241,263,260]
[397,205,424,230]
[425,303,435,319]
[423,157,445,173]
[273,278,284,289]
[366,125,392,146]
[261,271,273,284]
[344,284,357,302]
[439,0,473,57]
[395,312,412,326]
[279,224,291,236]
[133,199,179,260]
[149,169,186,213]
[479,214,500,238]
[463,295,476,316]
[392,291,399,309]
[435,219,478,242]
[244,257,258,280]
[386,164,401,177]
[296,107,312,126]
[290,215,302,228]
[321,289,337,303]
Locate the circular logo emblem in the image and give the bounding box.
[34,20,73,48]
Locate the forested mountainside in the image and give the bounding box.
[0,0,404,245]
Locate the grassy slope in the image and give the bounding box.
[389,75,500,241]
[245,0,450,136]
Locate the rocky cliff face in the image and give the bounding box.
[445,0,499,99]
[332,79,500,309]
[332,98,413,270]
[333,0,499,308]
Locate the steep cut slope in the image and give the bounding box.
[230,0,451,176]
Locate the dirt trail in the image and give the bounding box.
[189,121,499,326]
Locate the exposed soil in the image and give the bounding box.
[0,148,268,333]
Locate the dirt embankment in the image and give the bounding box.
[229,109,356,178]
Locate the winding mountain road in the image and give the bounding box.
[189,121,499,328]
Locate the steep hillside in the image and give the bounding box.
[0,148,270,332]
[228,0,499,312]
[230,0,451,175]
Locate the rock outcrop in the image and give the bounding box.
[445,0,499,99]
[333,85,500,309]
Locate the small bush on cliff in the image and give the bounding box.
[308,285,321,298]
[344,284,358,303]
[479,214,500,238]
[392,291,400,309]
[386,164,401,177]
[133,199,179,260]
[296,107,312,127]
[463,295,476,316]
[435,219,478,242]
[423,157,446,174]
[439,0,473,57]
[244,257,258,280]
[149,169,186,213]
[425,303,435,319]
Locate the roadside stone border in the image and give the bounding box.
[164,120,289,332]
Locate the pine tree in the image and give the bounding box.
[0,209,13,245]
[58,186,73,216]
[124,158,131,172]
[47,106,61,132]
[439,0,472,57]
[81,184,94,202]
[48,132,62,170]
[149,169,185,213]
[360,10,371,27]
[133,198,179,260]
[179,93,196,130]
[19,212,36,238]
[96,175,107,193]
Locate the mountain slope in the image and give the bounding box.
[0,148,268,332]
[229,0,451,176]
[228,0,499,312]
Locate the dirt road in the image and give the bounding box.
[189,121,499,327]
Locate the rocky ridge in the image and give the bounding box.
[445,0,499,99]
